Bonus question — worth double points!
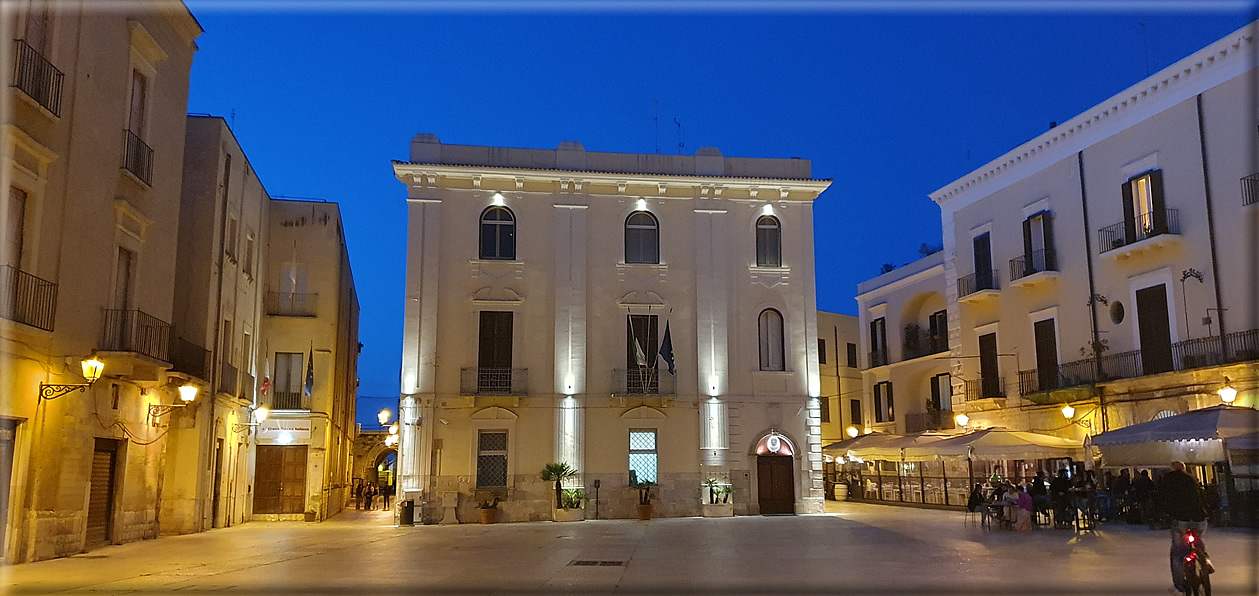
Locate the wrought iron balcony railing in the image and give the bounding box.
[169,337,210,381]
[99,309,171,362]
[266,390,308,410]
[905,410,956,433]
[868,349,889,368]
[957,270,999,298]
[265,291,318,317]
[1242,174,1259,207]
[1098,209,1180,253]
[0,265,57,331]
[217,361,239,396]
[12,39,63,116]
[239,370,255,401]
[1009,249,1057,281]
[460,367,528,395]
[612,368,676,396]
[122,129,154,185]
[901,330,947,361]
[963,376,1005,401]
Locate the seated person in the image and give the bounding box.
[1014,486,1035,531]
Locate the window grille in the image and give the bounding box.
[477,430,508,488]
[628,429,657,484]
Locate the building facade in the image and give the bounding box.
[930,23,1257,442]
[161,115,270,534]
[816,310,863,444]
[1,1,201,562]
[393,138,831,522]
[257,199,359,522]
[855,252,954,437]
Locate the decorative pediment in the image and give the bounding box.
[615,291,666,308]
[620,405,666,420]
[749,265,790,288]
[471,406,518,420]
[470,287,523,305]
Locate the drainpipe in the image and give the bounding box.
[1195,94,1226,351]
[1077,151,1107,433]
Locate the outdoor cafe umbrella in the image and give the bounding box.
[821,432,897,454]
[1091,405,1259,466]
[901,428,1085,461]
[847,432,954,462]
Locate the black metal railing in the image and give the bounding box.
[905,410,956,433]
[868,349,889,368]
[12,39,63,116]
[122,129,154,185]
[901,329,948,361]
[217,361,239,396]
[1098,209,1180,253]
[239,370,255,400]
[266,390,308,410]
[99,309,171,362]
[1242,174,1259,207]
[1018,357,1102,394]
[1226,329,1259,362]
[169,337,210,381]
[0,265,57,331]
[957,270,999,298]
[265,291,318,317]
[1009,249,1057,281]
[612,368,676,396]
[1098,350,1143,381]
[964,376,1005,401]
[460,367,528,395]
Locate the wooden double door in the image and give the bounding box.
[254,445,307,514]
[757,455,795,515]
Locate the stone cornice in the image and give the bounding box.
[392,161,832,200]
[930,21,1255,211]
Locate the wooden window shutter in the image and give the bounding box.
[1021,216,1034,275]
[1040,211,1056,270]
[1121,179,1137,244]
[1148,169,1167,233]
[886,382,895,422]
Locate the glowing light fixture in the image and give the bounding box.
[636,198,647,211]
[863,427,872,435]
[81,353,105,383]
[277,432,293,445]
[40,352,106,401]
[954,413,969,427]
[1061,404,1075,419]
[178,383,199,403]
[389,422,399,435]
[846,426,859,438]
[491,192,505,206]
[378,408,392,426]
[1218,378,1237,404]
[255,406,269,423]
[761,203,774,216]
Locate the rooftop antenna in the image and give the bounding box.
[653,99,660,154]
[674,118,684,155]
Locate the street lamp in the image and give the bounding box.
[1061,404,1075,419]
[1218,377,1237,404]
[389,422,399,435]
[846,426,859,438]
[232,406,269,433]
[149,382,202,425]
[39,352,105,400]
[378,408,392,426]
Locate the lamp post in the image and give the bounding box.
[39,352,104,400]
[378,408,392,427]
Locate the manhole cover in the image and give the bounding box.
[570,560,624,567]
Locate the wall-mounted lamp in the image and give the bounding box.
[954,413,970,427]
[389,422,399,435]
[39,352,105,400]
[148,383,200,425]
[846,426,859,438]
[1061,404,1092,430]
[385,434,399,447]
[378,408,392,426]
[1218,377,1237,404]
[232,406,269,433]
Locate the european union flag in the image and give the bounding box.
[658,321,675,375]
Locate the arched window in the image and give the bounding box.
[756,215,781,267]
[479,206,516,260]
[625,211,659,264]
[759,308,785,371]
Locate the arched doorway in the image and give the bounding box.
[755,432,795,515]
[370,450,397,487]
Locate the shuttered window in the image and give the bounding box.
[476,431,508,488]
[758,309,785,371]
[755,215,781,267]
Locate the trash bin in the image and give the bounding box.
[399,499,415,526]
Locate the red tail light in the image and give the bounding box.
[1187,534,1195,543]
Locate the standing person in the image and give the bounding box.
[1029,471,1050,512]
[367,484,378,510]
[354,482,365,510]
[1160,461,1213,592]
[1113,469,1132,519]
[383,484,393,510]
[1132,470,1157,528]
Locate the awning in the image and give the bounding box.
[850,432,954,462]
[821,432,896,453]
[902,428,1084,461]
[1091,405,1259,466]
[1227,431,1259,451]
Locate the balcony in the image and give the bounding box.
[12,39,64,116]
[122,129,154,185]
[957,270,999,303]
[1098,209,1180,259]
[0,265,57,331]
[612,368,676,396]
[905,410,956,433]
[1008,249,1059,287]
[460,367,528,396]
[217,361,238,396]
[266,291,318,317]
[1242,174,1259,207]
[867,349,889,368]
[963,376,1006,401]
[266,390,309,411]
[901,329,947,362]
[99,309,171,362]
[168,337,210,381]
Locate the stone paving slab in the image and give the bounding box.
[2,505,1256,594]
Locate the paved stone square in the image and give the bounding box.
[2,502,1255,594]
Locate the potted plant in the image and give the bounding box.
[702,478,734,517]
[555,488,586,522]
[631,480,656,520]
[475,490,501,524]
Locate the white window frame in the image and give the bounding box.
[628,428,658,485]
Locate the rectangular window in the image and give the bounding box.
[226,217,239,259]
[818,338,827,365]
[869,318,888,366]
[5,187,27,269]
[978,333,1001,398]
[931,373,952,411]
[628,429,658,485]
[1122,170,1168,243]
[972,232,994,290]
[476,430,508,488]
[1021,211,1056,274]
[847,343,857,368]
[626,315,659,391]
[477,311,514,393]
[274,352,304,408]
[1033,318,1059,392]
[850,399,862,428]
[819,396,830,423]
[928,310,947,341]
[243,232,255,276]
[874,381,894,423]
[128,70,147,138]
[279,262,308,295]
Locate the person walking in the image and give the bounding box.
[1160,461,1213,593]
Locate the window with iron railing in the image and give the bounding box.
[99,309,171,362]
[122,129,154,185]
[957,270,1000,297]
[12,39,63,116]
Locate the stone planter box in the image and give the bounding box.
[553,507,585,522]
[702,503,734,517]
[635,503,654,520]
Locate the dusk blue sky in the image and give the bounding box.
[180,4,1253,426]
